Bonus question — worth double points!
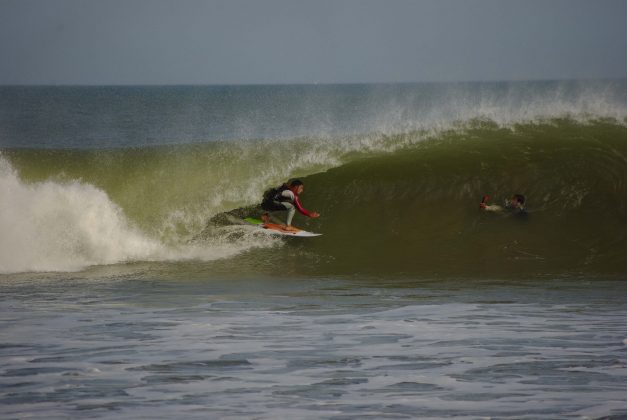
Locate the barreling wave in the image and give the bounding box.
[302,119,627,277]
[2,116,627,276]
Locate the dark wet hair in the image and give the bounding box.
[288,179,304,187]
[512,194,525,205]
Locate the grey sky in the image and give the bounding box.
[1,0,626,85]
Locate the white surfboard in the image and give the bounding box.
[244,217,322,237]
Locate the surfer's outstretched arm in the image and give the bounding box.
[294,196,319,218]
[480,195,503,212]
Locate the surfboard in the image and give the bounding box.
[244,217,322,237]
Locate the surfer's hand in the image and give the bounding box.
[479,202,487,209]
[310,212,320,218]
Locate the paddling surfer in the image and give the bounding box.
[261,179,320,231]
[480,194,527,215]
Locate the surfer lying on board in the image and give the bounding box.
[261,179,320,232]
[480,194,527,215]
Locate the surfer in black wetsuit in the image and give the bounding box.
[260,179,320,231]
[480,194,527,216]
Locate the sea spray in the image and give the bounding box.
[2,81,626,149]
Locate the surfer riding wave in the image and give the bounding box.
[260,179,320,231]
[201,179,320,235]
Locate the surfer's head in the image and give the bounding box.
[506,194,525,209]
[288,179,304,195]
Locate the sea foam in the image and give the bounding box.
[0,156,276,273]
[0,156,166,272]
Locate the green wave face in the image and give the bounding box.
[299,120,627,277]
[2,118,627,277]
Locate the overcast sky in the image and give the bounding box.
[1,0,626,85]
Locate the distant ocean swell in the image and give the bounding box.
[2,115,627,276]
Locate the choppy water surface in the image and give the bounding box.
[1,272,626,419]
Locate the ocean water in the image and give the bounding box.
[1,81,627,418]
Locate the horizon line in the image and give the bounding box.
[2,76,626,88]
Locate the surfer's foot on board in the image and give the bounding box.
[283,225,299,232]
[261,213,270,224]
